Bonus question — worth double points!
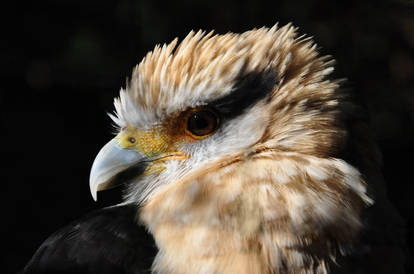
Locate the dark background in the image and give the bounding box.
[3,0,414,273]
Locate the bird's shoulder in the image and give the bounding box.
[22,204,157,274]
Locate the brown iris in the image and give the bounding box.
[186,109,219,138]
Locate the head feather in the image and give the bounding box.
[111,24,336,136]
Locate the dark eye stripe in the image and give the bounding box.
[210,69,278,120]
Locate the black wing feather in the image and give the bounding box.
[22,204,157,274]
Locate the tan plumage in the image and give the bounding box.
[90,24,405,273]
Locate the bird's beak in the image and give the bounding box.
[89,138,148,201]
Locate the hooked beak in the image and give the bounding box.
[89,139,148,201]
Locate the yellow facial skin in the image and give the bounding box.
[115,126,188,175]
[116,126,171,157]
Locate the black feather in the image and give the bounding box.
[210,69,277,120]
[22,204,157,274]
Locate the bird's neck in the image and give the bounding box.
[140,189,329,274]
[139,154,367,273]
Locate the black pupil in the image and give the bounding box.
[188,111,217,136]
[193,114,208,129]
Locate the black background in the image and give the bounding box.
[3,0,414,273]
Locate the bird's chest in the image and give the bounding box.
[150,222,270,274]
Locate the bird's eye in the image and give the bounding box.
[186,109,219,137]
[128,137,136,144]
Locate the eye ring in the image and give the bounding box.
[128,137,136,144]
[185,108,219,139]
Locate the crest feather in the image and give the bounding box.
[113,24,335,131]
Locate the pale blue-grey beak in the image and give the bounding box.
[89,139,147,201]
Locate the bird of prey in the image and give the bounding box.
[23,24,405,274]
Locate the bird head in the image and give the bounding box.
[90,26,284,203]
[89,25,372,272]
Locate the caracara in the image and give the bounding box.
[23,24,405,274]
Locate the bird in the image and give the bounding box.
[23,24,405,274]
